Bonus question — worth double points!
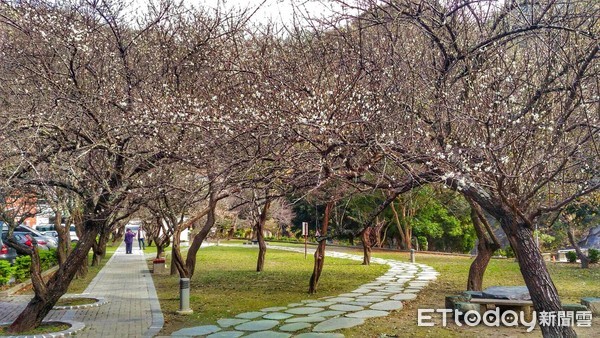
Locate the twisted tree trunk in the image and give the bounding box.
[309,201,332,294]
[567,226,590,269]
[256,200,271,272]
[466,199,500,291]
[8,222,101,333]
[361,228,371,265]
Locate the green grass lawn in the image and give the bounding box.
[151,243,600,337]
[341,249,600,337]
[152,245,387,335]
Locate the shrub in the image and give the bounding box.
[588,249,599,264]
[0,260,15,285]
[566,251,577,263]
[14,255,31,282]
[39,249,58,271]
[504,246,515,258]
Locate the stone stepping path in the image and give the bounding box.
[170,245,437,337]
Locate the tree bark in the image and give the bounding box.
[461,184,577,338]
[390,201,406,249]
[8,222,100,333]
[503,217,576,337]
[361,227,371,265]
[309,201,332,294]
[91,229,111,267]
[567,226,589,269]
[256,201,271,272]
[466,201,500,291]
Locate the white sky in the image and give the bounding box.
[196,0,340,24]
[129,0,348,26]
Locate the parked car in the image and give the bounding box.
[0,234,17,264]
[14,225,57,249]
[69,225,79,242]
[41,230,59,238]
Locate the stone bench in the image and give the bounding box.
[469,298,533,320]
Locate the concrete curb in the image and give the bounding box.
[0,320,85,337]
[52,296,108,310]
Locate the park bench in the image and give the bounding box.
[469,298,533,320]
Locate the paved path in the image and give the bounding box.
[170,244,437,338]
[0,242,163,337]
[0,244,435,337]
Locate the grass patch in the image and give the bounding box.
[340,249,600,337]
[0,322,69,335]
[55,297,98,307]
[153,245,387,335]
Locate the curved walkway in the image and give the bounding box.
[0,242,163,337]
[170,244,438,338]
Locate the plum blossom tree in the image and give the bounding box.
[329,1,598,336]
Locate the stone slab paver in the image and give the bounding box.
[306,301,336,307]
[207,331,245,338]
[294,334,345,338]
[345,309,389,318]
[285,316,327,323]
[172,325,221,336]
[390,293,417,301]
[313,317,365,332]
[235,319,279,331]
[329,304,364,312]
[217,318,249,327]
[264,312,295,320]
[309,310,346,317]
[236,311,267,319]
[370,300,403,311]
[279,322,312,331]
[244,331,291,338]
[285,307,325,315]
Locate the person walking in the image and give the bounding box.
[124,228,135,254]
[138,226,146,250]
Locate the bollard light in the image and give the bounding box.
[176,278,193,314]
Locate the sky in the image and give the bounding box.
[130,0,348,26]
[197,0,340,23]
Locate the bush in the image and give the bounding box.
[504,246,515,258]
[39,249,58,271]
[0,260,15,285]
[566,251,577,263]
[588,249,599,264]
[14,255,31,282]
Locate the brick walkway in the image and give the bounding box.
[0,243,163,337]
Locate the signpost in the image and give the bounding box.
[302,221,308,259]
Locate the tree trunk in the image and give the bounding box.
[171,226,184,276]
[54,213,70,267]
[91,229,110,267]
[184,191,219,278]
[390,201,407,249]
[567,226,590,269]
[361,228,371,265]
[309,201,332,294]
[8,223,100,333]
[503,218,576,338]
[466,203,500,291]
[256,201,271,272]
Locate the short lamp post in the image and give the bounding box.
[176,278,193,314]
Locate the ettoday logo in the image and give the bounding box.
[417,308,593,332]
